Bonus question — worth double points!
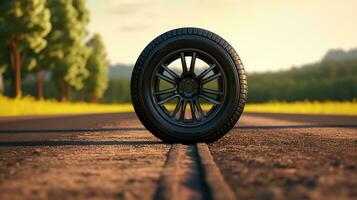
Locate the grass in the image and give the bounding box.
[0,95,356,116]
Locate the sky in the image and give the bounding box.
[87,0,357,72]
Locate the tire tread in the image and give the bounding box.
[131,27,248,143]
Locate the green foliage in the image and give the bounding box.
[44,0,89,91]
[101,78,131,103]
[0,0,51,96]
[72,0,90,35]
[0,0,51,71]
[0,0,112,101]
[84,34,109,99]
[248,59,357,102]
[0,0,51,53]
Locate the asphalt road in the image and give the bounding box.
[0,112,356,200]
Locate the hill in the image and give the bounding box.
[108,64,133,79]
[322,48,357,62]
[248,53,357,102]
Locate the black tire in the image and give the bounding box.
[131,27,247,143]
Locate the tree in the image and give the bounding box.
[84,34,109,102]
[43,0,89,101]
[0,0,51,97]
[70,0,90,97]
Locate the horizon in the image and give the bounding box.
[87,0,357,73]
[107,47,357,74]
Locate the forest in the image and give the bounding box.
[0,0,109,102]
[248,57,357,102]
[103,56,357,103]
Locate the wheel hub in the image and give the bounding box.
[178,76,199,98]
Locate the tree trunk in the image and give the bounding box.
[0,72,4,95]
[9,39,22,97]
[79,90,85,102]
[36,71,45,100]
[91,93,97,103]
[58,78,66,102]
[65,83,71,101]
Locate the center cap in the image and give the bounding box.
[178,77,199,98]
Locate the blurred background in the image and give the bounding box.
[0,0,356,115]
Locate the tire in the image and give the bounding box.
[131,27,248,143]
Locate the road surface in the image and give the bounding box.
[0,112,356,200]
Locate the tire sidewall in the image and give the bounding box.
[136,35,241,140]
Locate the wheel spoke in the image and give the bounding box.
[154,87,176,95]
[158,94,178,105]
[152,50,226,126]
[179,100,187,121]
[194,98,205,119]
[161,64,179,79]
[201,88,224,96]
[180,52,187,73]
[200,94,221,105]
[189,100,197,121]
[157,73,176,85]
[202,73,222,84]
[190,52,196,73]
[198,64,216,78]
[172,98,183,117]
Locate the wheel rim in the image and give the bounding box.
[150,48,227,127]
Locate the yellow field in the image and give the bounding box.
[0,96,133,116]
[245,101,357,115]
[0,96,356,116]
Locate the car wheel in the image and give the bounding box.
[131,27,248,143]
